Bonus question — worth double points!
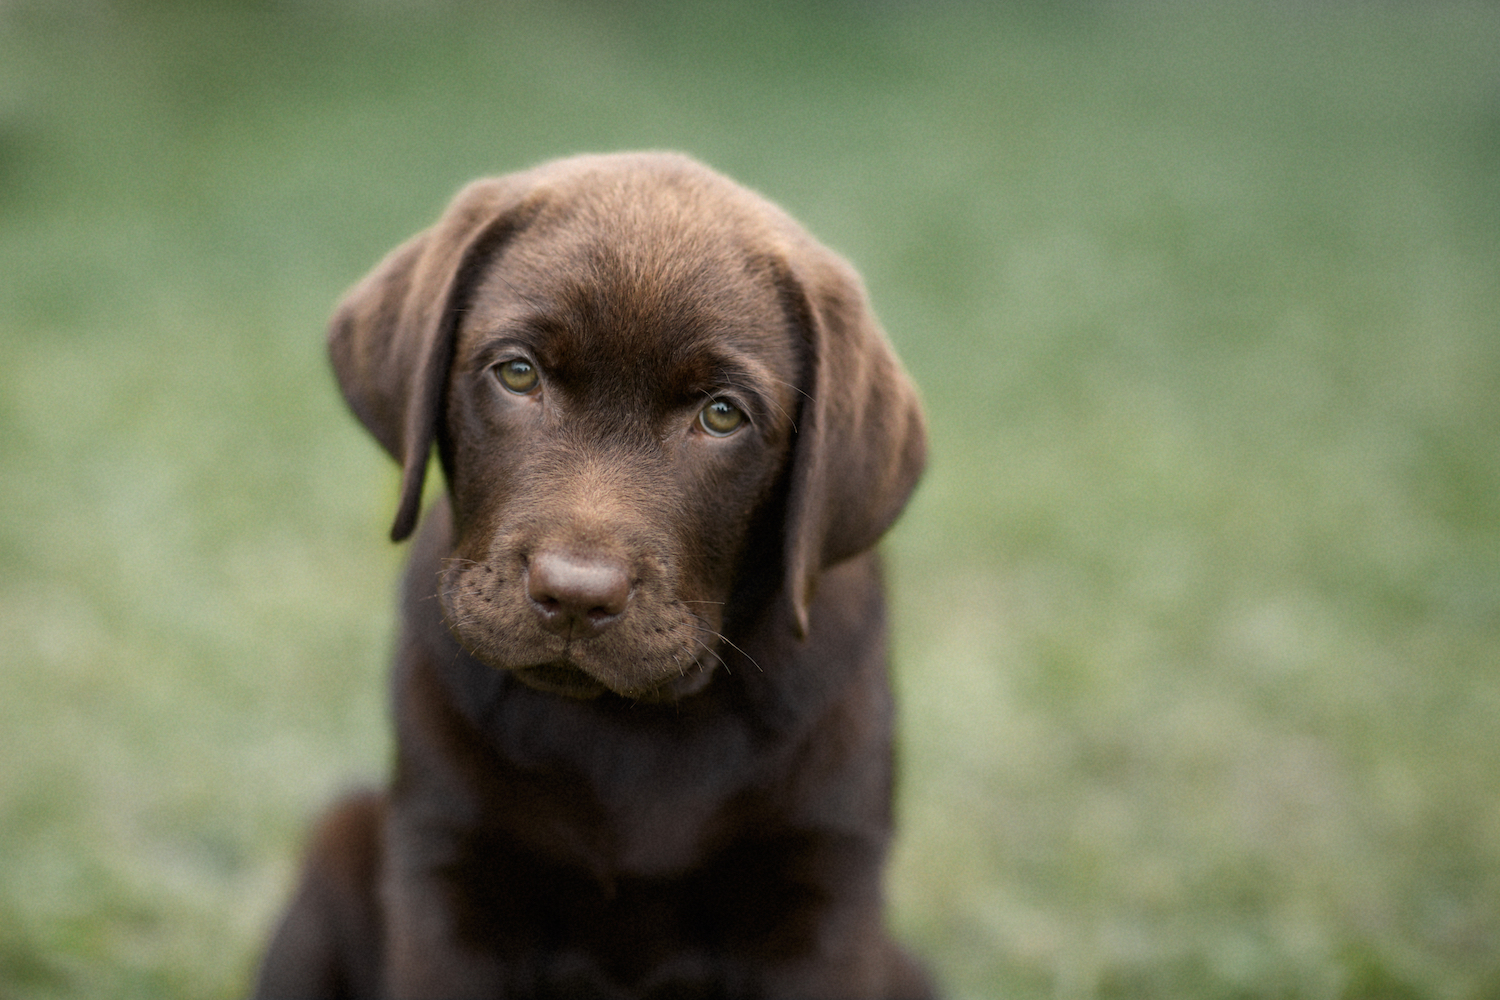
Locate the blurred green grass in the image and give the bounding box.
[2,1,1497,997]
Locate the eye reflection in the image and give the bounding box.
[698,398,745,437]
[495,358,539,394]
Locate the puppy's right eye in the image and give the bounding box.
[494,358,539,394]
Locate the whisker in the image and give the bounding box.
[685,620,762,675]
[764,373,815,405]
[759,376,811,431]
[721,378,803,434]
[686,634,730,674]
[712,633,762,674]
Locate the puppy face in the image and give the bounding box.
[327,153,926,705]
[438,205,803,701]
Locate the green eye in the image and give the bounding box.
[698,398,746,437]
[495,358,539,394]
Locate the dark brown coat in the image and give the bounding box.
[253,152,932,999]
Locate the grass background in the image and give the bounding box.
[2,1,1498,997]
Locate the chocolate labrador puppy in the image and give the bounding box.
[253,152,932,999]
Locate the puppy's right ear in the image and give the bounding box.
[327,178,534,542]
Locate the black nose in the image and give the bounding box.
[526,551,632,636]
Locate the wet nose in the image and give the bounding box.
[526,550,632,636]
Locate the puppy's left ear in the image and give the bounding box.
[328,178,536,542]
[779,243,927,638]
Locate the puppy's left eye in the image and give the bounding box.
[494,358,539,394]
[698,398,746,437]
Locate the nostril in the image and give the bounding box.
[527,551,632,633]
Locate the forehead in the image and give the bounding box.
[456,199,801,392]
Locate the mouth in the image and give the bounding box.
[509,657,717,703]
[510,661,610,700]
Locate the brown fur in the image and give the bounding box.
[253,152,932,999]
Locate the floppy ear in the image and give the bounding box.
[779,244,927,639]
[327,178,535,542]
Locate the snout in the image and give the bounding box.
[436,490,728,700]
[526,550,633,637]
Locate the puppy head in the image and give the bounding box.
[329,153,924,699]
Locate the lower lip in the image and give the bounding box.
[512,661,609,699]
